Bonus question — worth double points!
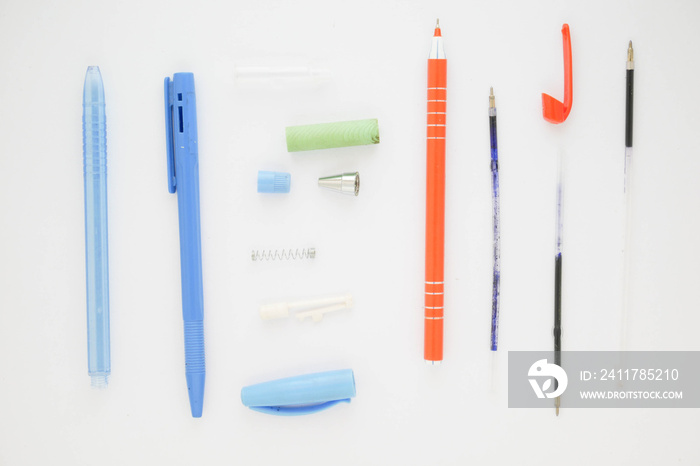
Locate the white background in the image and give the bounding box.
[1,0,699,464]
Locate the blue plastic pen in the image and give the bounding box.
[164,73,206,417]
[83,66,111,388]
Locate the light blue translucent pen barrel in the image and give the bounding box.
[83,66,110,388]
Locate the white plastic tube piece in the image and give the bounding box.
[259,302,290,320]
[296,303,348,323]
[260,294,352,322]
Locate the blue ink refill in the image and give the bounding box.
[257,170,291,193]
[241,369,355,416]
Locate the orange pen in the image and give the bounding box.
[425,20,446,364]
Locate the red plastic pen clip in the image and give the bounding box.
[542,24,573,124]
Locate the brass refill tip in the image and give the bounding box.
[627,41,634,69]
[489,87,495,108]
[555,396,561,416]
[436,18,440,28]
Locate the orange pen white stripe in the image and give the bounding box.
[425,20,446,364]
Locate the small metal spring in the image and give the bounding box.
[251,248,316,261]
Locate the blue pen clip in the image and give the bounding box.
[164,77,176,193]
[241,369,356,416]
[249,399,351,416]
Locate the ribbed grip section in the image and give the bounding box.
[83,105,107,176]
[184,320,205,374]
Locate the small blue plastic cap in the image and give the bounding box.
[241,369,355,416]
[257,171,291,193]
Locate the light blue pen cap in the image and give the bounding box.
[241,369,355,416]
[257,170,291,193]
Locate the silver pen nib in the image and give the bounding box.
[318,172,360,196]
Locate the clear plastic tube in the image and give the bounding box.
[621,146,633,351]
[233,65,331,88]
